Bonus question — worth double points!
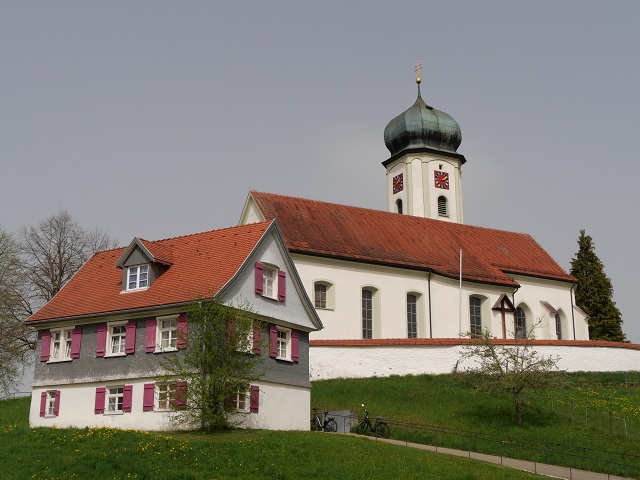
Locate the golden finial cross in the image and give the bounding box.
[415,59,422,84]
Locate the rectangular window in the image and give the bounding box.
[50,328,73,361]
[362,290,373,339]
[315,283,327,309]
[277,329,290,359]
[469,297,482,337]
[46,391,56,416]
[159,317,178,350]
[107,387,124,413]
[157,383,175,410]
[110,324,127,354]
[231,389,249,412]
[407,294,417,339]
[263,267,276,298]
[127,265,149,291]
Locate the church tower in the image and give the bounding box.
[383,63,466,223]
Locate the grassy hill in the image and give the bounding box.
[311,372,640,477]
[1,396,550,480]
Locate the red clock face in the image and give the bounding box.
[393,173,404,194]
[434,171,449,190]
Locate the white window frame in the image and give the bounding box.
[276,327,291,361]
[156,383,175,411]
[49,327,73,362]
[157,315,178,352]
[46,391,56,417]
[127,264,149,291]
[106,386,124,414]
[106,321,127,357]
[262,265,277,299]
[231,389,249,413]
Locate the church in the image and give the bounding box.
[239,72,589,344]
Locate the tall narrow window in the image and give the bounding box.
[314,283,327,309]
[159,317,178,350]
[396,199,403,214]
[514,307,527,339]
[437,196,448,217]
[555,314,562,340]
[50,328,73,361]
[469,297,482,337]
[407,294,417,338]
[110,325,127,354]
[362,290,373,339]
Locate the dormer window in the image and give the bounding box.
[127,265,149,291]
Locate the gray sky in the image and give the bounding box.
[2,1,639,343]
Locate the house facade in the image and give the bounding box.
[28,221,322,431]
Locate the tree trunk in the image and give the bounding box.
[513,389,523,426]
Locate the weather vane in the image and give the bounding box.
[415,59,422,84]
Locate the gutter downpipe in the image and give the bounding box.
[570,283,577,340]
[512,286,520,339]
[428,270,433,338]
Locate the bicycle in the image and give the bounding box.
[310,407,337,432]
[356,404,390,438]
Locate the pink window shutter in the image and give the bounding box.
[174,381,187,408]
[96,324,107,357]
[125,321,136,354]
[145,319,157,353]
[39,392,47,417]
[53,390,61,416]
[253,324,262,355]
[291,330,299,362]
[94,387,106,414]
[143,383,155,412]
[254,262,264,294]
[70,327,82,359]
[269,325,278,358]
[250,385,259,413]
[122,385,133,413]
[40,331,51,362]
[177,315,188,349]
[277,270,286,301]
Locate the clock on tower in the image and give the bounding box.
[434,171,449,190]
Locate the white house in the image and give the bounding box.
[27,221,322,431]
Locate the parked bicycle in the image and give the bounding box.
[310,407,337,432]
[356,404,390,438]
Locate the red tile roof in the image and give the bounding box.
[249,192,574,287]
[28,222,272,323]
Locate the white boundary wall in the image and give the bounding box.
[309,345,640,380]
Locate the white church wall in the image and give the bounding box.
[309,344,640,380]
[387,162,406,214]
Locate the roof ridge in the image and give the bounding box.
[251,190,534,238]
[132,221,272,246]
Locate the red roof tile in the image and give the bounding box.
[28,222,271,323]
[249,192,574,287]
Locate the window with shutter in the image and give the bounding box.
[143,383,155,411]
[250,385,259,413]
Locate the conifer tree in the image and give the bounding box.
[570,230,625,341]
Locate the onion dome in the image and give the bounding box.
[384,84,462,157]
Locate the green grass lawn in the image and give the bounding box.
[2,396,551,480]
[310,372,640,478]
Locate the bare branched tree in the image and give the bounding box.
[458,322,563,426]
[18,209,117,309]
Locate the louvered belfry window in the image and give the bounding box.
[437,196,448,217]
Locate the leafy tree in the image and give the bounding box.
[569,230,625,342]
[459,326,563,426]
[18,209,117,312]
[0,228,33,394]
[158,298,265,432]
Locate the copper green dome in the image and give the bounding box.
[384,90,462,156]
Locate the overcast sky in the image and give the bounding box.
[3,1,639,344]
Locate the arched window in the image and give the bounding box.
[407,294,417,338]
[313,280,334,309]
[514,307,527,339]
[469,297,482,337]
[437,196,448,217]
[362,289,373,339]
[555,313,562,340]
[396,199,403,214]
